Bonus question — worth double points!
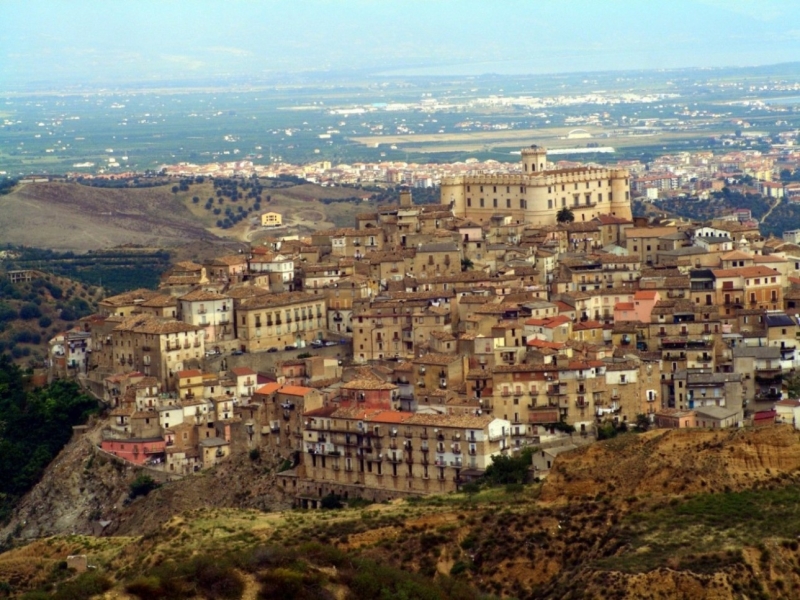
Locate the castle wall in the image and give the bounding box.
[440,150,633,226]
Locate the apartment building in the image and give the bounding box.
[236,292,327,352]
[300,407,512,497]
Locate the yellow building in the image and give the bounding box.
[261,212,283,227]
[440,145,632,226]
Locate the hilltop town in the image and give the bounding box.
[42,146,800,507]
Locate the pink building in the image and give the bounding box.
[340,379,399,409]
[614,290,660,323]
[101,438,166,465]
[654,409,695,429]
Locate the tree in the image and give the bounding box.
[19,303,41,320]
[483,447,535,485]
[461,258,474,271]
[556,207,575,223]
[635,413,651,432]
[129,474,159,499]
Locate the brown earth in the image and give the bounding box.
[540,425,800,502]
[9,424,800,598]
[0,418,292,544]
[0,182,220,252]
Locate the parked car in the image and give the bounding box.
[267,347,279,353]
[284,345,297,351]
[324,341,337,347]
[231,349,244,356]
[310,339,324,347]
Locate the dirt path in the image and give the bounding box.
[760,197,782,223]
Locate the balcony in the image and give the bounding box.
[546,386,565,396]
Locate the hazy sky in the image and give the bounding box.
[2,0,798,88]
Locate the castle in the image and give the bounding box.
[440,145,632,225]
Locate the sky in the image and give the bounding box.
[1,0,799,89]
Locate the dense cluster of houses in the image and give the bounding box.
[47,147,800,504]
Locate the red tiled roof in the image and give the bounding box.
[525,315,571,328]
[279,385,315,396]
[231,367,256,376]
[254,382,281,395]
[177,369,203,378]
[634,290,658,300]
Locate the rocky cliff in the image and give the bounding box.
[0,421,292,544]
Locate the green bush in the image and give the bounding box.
[249,448,261,461]
[51,572,112,600]
[19,303,41,320]
[320,493,343,510]
[129,474,159,499]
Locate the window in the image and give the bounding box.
[493,198,498,208]
[480,198,484,207]
[506,199,511,208]
[467,198,471,207]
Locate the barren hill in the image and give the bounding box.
[541,425,800,502]
[0,182,220,251]
[7,426,800,598]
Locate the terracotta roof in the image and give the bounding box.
[177,369,203,378]
[341,378,397,391]
[231,367,256,377]
[634,290,659,300]
[140,294,179,308]
[179,289,230,302]
[573,320,603,330]
[254,382,281,395]
[711,266,780,278]
[413,353,461,366]
[100,288,162,307]
[278,385,315,396]
[239,292,322,310]
[525,315,571,328]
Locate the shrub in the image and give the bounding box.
[249,448,261,461]
[38,316,52,328]
[51,572,112,600]
[19,303,41,320]
[129,474,159,499]
[320,493,343,510]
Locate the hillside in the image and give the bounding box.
[5,426,800,598]
[0,272,102,366]
[0,418,293,545]
[0,178,389,252]
[0,182,220,252]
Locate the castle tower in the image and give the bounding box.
[399,188,412,208]
[609,169,633,220]
[521,145,547,174]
